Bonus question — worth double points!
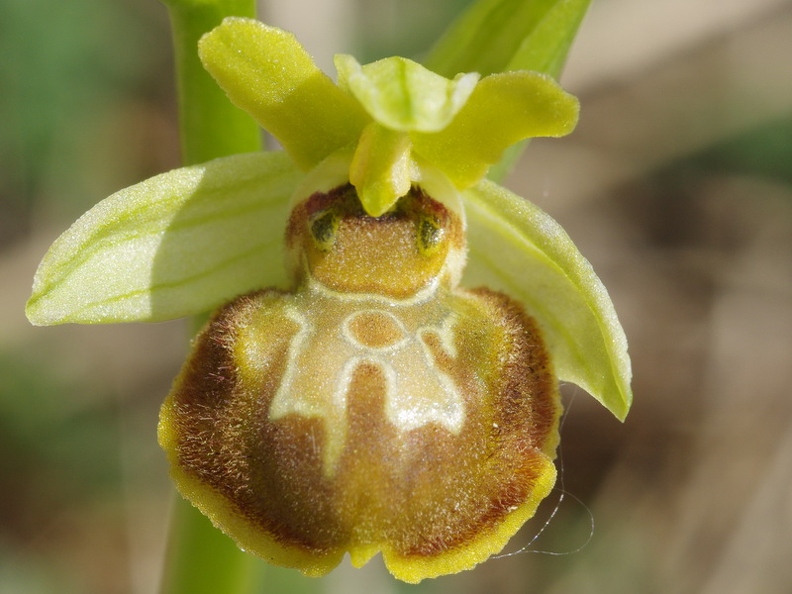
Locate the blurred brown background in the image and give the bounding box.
[2,0,791,592]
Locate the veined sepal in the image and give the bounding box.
[26,152,303,325]
[464,180,632,420]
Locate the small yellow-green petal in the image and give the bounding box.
[26,152,303,325]
[199,17,368,170]
[335,54,479,133]
[463,180,632,421]
[412,71,579,189]
[349,123,414,216]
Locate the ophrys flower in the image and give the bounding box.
[27,17,631,583]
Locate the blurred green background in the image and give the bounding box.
[2,0,791,592]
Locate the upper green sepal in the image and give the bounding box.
[464,180,632,421]
[26,152,303,325]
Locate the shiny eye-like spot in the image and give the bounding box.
[417,213,444,255]
[310,209,339,251]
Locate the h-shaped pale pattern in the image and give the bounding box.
[264,280,464,474]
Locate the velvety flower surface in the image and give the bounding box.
[26,17,632,583]
[160,183,562,581]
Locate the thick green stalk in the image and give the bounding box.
[160,498,259,594]
[164,0,262,165]
[158,2,261,594]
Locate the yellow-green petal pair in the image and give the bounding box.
[201,18,578,215]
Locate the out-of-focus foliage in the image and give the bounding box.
[0,0,171,244]
[682,116,792,186]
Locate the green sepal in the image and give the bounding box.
[463,180,632,420]
[412,71,579,189]
[198,17,368,170]
[26,152,303,325]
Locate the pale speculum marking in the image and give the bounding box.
[269,284,464,473]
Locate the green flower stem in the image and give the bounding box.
[159,1,261,594]
[160,496,259,594]
[164,0,262,165]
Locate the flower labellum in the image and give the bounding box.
[160,181,561,582]
[26,16,632,584]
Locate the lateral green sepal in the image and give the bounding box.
[463,180,632,420]
[26,152,303,325]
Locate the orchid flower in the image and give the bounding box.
[26,16,631,584]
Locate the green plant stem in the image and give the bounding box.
[160,498,259,594]
[158,1,261,594]
[165,0,261,165]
